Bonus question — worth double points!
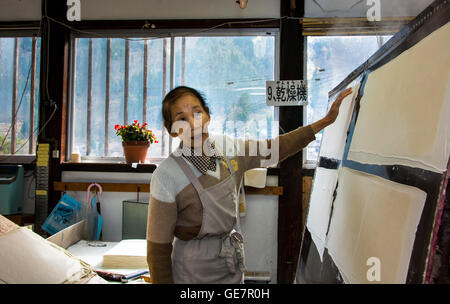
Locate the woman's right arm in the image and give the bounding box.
[146,173,178,284]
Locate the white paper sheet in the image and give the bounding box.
[348,22,450,173]
[0,227,107,284]
[306,167,338,261]
[320,83,361,160]
[325,167,426,284]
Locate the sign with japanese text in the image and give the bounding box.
[266,80,308,106]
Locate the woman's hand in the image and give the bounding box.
[310,87,353,134]
[325,87,353,124]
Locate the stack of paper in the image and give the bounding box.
[102,239,147,269]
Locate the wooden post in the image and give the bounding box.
[277,0,305,284]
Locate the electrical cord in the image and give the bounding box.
[0,103,58,161]
[0,49,33,152]
[312,0,365,14]
[43,15,296,42]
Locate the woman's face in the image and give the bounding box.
[170,94,210,148]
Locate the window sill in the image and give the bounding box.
[61,161,281,176]
[61,162,158,173]
[62,155,282,175]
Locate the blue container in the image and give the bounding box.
[0,165,24,215]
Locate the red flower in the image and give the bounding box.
[115,120,157,144]
[154,140,159,143]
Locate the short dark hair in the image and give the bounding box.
[162,86,210,132]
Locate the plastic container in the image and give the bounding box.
[0,165,24,215]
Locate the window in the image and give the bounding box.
[70,32,278,162]
[305,35,392,164]
[71,37,170,160]
[0,36,41,157]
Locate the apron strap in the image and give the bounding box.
[172,155,205,194]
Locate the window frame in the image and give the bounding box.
[66,28,280,164]
[0,28,41,164]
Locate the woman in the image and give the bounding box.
[146,86,352,284]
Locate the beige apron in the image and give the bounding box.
[171,154,246,284]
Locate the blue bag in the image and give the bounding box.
[42,194,83,235]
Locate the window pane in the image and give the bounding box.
[91,38,107,156]
[73,37,170,159]
[0,38,14,154]
[306,35,392,162]
[146,38,170,158]
[73,38,89,156]
[174,36,277,143]
[0,37,40,156]
[128,40,143,125]
[108,38,126,157]
[15,38,33,154]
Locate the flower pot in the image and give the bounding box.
[122,141,150,164]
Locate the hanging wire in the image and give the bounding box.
[43,15,295,42]
[0,103,57,161]
[312,0,365,15]
[0,45,33,152]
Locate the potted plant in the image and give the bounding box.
[114,120,158,164]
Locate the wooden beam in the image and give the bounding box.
[277,0,305,284]
[53,181,283,196]
[54,181,150,193]
[245,186,283,196]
